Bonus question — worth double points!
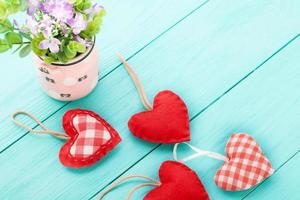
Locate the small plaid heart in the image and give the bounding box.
[69,114,112,158]
[59,109,121,168]
[214,133,274,191]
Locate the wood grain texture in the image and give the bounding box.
[0,0,208,152]
[94,36,300,200]
[244,152,299,200]
[0,0,300,199]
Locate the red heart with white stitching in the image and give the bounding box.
[215,133,274,191]
[144,161,210,200]
[59,109,121,168]
[128,90,190,144]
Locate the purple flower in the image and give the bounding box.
[13,19,19,29]
[39,15,55,37]
[39,4,47,13]
[60,22,71,37]
[85,3,103,18]
[25,17,39,35]
[44,0,74,23]
[14,19,26,33]
[68,13,87,34]
[27,0,41,15]
[42,27,53,38]
[39,38,61,53]
[74,35,92,47]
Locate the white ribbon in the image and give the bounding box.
[173,142,228,163]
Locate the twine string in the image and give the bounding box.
[11,111,69,140]
[173,142,228,163]
[126,182,160,200]
[117,52,153,111]
[98,175,160,200]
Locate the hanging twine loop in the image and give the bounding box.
[173,142,228,163]
[98,175,160,200]
[11,111,69,140]
[117,52,153,111]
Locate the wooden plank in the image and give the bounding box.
[244,152,300,200]
[0,0,208,151]
[1,0,300,199]
[93,36,300,199]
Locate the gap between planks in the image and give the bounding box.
[88,33,300,200]
[242,150,300,199]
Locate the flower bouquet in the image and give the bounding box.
[0,0,105,101]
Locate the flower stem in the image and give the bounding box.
[14,41,31,45]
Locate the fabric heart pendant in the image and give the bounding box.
[128,90,190,144]
[215,133,274,191]
[59,109,121,168]
[144,161,209,200]
[98,160,210,199]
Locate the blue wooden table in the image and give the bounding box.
[0,0,299,199]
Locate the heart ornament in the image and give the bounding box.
[214,133,274,191]
[128,90,190,144]
[59,109,121,168]
[144,161,210,200]
[116,54,190,144]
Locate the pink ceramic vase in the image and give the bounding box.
[34,43,99,101]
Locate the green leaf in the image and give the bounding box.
[73,0,83,6]
[96,8,106,18]
[75,0,92,12]
[0,39,10,53]
[19,44,31,57]
[80,9,106,38]
[0,1,8,22]
[20,32,32,41]
[64,45,77,59]
[43,56,56,65]
[0,0,26,22]
[31,35,47,57]
[48,53,58,60]
[6,0,27,14]
[57,52,69,63]
[76,44,86,53]
[68,41,86,53]
[5,32,22,44]
[0,19,13,33]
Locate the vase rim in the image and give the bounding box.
[38,37,96,67]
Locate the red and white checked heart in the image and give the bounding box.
[215,133,274,191]
[69,114,111,158]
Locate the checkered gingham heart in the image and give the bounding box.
[69,114,111,158]
[215,133,274,191]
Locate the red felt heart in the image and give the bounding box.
[144,161,209,200]
[59,109,121,168]
[215,133,274,191]
[128,90,190,144]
